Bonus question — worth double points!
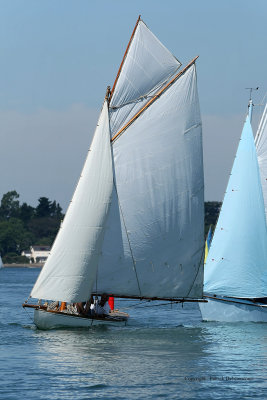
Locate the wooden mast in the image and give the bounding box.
[111,56,199,143]
[109,15,141,104]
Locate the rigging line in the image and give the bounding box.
[23,306,35,324]
[109,15,141,104]
[112,179,142,298]
[95,265,98,298]
[185,240,206,299]
[110,67,181,110]
[116,300,152,310]
[119,300,190,310]
[111,56,199,144]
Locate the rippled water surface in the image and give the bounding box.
[0,267,266,400]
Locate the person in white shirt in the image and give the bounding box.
[92,294,111,316]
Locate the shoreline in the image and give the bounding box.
[2,263,43,268]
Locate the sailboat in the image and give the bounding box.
[0,254,3,269]
[23,16,205,329]
[200,100,267,322]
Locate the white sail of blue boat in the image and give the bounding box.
[23,17,205,329]
[200,101,267,322]
[255,101,267,221]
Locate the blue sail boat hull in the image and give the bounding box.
[200,295,267,322]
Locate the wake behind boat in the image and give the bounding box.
[23,16,205,329]
[200,99,267,322]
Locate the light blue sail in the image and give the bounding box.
[204,116,267,298]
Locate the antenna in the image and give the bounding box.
[245,87,259,122]
[245,87,259,101]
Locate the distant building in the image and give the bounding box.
[21,245,51,264]
[22,249,31,259]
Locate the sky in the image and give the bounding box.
[1,0,267,210]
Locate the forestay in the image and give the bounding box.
[95,64,204,299]
[204,117,267,298]
[255,102,267,223]
[31,102,113,302]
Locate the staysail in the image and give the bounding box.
[31,101,113,302]
[255,102,267,223]
[95,63,204,299]
[204,116,267,298]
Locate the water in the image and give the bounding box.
[0,268,266,400]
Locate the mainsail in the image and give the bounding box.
[255,102,267,222]
[204,116,267,298]
[30,17,204,303]
[95,63,204,299]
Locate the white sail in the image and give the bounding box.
[29,17,204,308]
[110,19,181,136]
[255,102,267,222]
[0,255,3,269]
[204,116,267,298]
[31,101,113,302]
[95,64,204,299]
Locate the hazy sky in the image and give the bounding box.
[1,0,267,210]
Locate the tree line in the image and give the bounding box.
[0,191,64,263]
[0,191,221,264]
[204,201,222,235]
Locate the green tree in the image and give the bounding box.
[27,217,61,246]
[204,201,222,234]
[3,253,29,264]
[20,202,35,223]
[0,218,33,254]
[0,191,64,258]
[0,191,20,220]
[55,203,63,219]
[35,197,52,218]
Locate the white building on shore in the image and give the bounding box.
[22,246,51,264]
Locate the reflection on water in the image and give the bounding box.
[0,268,266,400]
